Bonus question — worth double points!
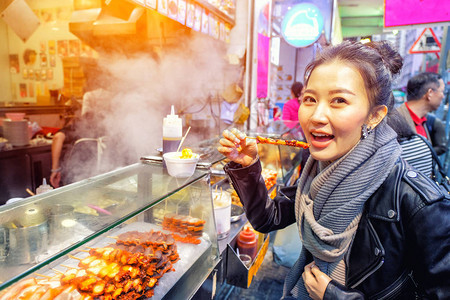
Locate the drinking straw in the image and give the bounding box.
[176,126,192,153]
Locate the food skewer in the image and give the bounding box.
[34,273,52,279]
[61,264,79,270]
[67,254,82,261]
[246,136,309,148]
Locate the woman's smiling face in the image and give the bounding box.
[299,60,375,162]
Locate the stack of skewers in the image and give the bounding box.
[162,214,206,244]
[0,230,179,300]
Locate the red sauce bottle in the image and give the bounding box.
[237,227,258,260]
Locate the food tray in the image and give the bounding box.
[51,222,211,299]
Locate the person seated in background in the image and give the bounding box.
[396,72,447,155]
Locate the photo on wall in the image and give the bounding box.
[20,83,27,98]
[57,40,68,57]
[9,54,19,74]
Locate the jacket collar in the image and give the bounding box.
[365,159,404,222]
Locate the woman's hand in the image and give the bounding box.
[50,171,61,188]
[302,262,332,300]
[217,128,258,167]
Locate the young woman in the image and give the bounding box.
[217,41,449,299]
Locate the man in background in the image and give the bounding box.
[396,72,447,155]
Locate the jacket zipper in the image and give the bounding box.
[377,270,413,300]
[350,257,384,289]
[350,165,405,289]
[350,219,385,289]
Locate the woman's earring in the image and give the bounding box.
[361,124,372,139]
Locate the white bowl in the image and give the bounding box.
[163,152,199,178]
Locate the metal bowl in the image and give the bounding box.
[230,204,245,222]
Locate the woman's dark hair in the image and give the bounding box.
[406,72,442,101]
[291,81,304,98]
[304,40,403,112]
[386,109,415,141]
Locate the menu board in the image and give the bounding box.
[186,1,195,28]
[225,23,231,43]
[201,8,209,34]
[193,5,202,31]
[219,22,225,41]
[145,0,157,9]
[168,0,178,20]
[178,0,186,25]
[158,0,168,15]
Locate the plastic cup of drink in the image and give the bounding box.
[212,190,231,240]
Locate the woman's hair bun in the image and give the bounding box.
[367,41,403,76]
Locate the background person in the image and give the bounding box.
[282,81,303,129]
[50,62,111,188]
[396,72,447,155]
[218,41,449,299]
[387,109,433,177]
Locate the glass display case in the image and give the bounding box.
[0,160,219,299]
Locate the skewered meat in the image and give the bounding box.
[255,136,309,148]
[0,230,180,300]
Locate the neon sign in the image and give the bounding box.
[281,3,324,48]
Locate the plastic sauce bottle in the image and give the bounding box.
[237,227,258,261]
[36,178,54,195]
[163,105,182,154]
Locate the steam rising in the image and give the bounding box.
[73,36,239,177]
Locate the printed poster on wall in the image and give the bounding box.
[40,53,47,67]
[193,5,202,31]
[9,54,19,74]
[201,9,209,34]
[49,55,56,67]
[208,15,215,37]
[69,40,81,57]
[186,1,194,28]
[28,69,35,80]
[145,0,157,9]
[28,82,34,97]
[20,83,27,98]
[219,22,225,41]
[48,40,56,55]
[57,40,68,57]
[225,24,231,43]
[158,0,168,15]
[177,0,186,25]
[168,0,178,20]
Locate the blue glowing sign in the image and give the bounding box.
[281,3,324,48]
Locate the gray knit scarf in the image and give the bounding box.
[282,121,402,299]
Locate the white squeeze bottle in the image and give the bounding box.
[163,105,182,154]
[36,178,54,195]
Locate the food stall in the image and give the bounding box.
[0,133,306,299]
[0,157,220,299]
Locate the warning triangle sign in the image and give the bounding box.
[409,28,441,54]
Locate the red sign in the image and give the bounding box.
[409,28,441,54]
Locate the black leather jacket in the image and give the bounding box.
[225,158,450,299]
